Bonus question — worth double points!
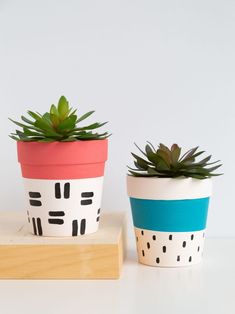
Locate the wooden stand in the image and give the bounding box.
[0,211,126,279]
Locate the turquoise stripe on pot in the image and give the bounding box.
[130,197,210,232]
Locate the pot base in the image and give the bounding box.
[134,227,205,267]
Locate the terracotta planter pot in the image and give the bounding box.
[17,140,108,237]
[127,176,212,267]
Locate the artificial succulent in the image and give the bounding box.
[9,96,109,142]
[128,142,222,179]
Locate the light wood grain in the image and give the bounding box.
[0,211,126,279]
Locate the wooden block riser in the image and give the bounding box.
[0,211,126,279]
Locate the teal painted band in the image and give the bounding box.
[130,197,209,232]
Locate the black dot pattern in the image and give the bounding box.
[135,229,206,267]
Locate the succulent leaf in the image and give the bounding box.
[171,144,181,164]
[58,96,69,119]
[128,142,222,179]
[76,111,95,123]
[9,96,109,142]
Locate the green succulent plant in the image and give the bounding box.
[9,96,110,142]
[128,142,222,179]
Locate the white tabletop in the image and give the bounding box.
[0,239,234,314]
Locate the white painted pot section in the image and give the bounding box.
[127,176,212,267]
[135,228,205,267]
[127,176,212,200]
[24,177,103,237]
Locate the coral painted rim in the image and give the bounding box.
[17,139,108,165]
[17,140,108,179]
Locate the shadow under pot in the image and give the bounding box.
[127,176,212,267]
[17,140,108,237]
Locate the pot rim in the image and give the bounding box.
[127,174,212,200]
[126,174,212,182]
[17,139,108,166]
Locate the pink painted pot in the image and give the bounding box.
[17,140,108,237]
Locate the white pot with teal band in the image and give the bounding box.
[127,176,212,267]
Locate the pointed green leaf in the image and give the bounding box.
[131,153,153,167]
[147,141,157,152]
[50,104,59,117]
[34,119,61,136]
[128,170,157,177]
[9,135,19,141]
[159,143,171,156]
[57,115,77,132]
[76,111,95,123]
[180,146,199,162]
[58,96,69,119]
[42,112,52,124]
[60,137,78,142]
[156,149,171,167]
[50,113,60,127]
[9,118,43,133]
[134,143,147,157]
[145,144,155,156]
[75,122,107,131]
[21,115,34,125]
[205,164,222,172]
[127,165,145,172]
[171,144,181,164]
[38,138,55,142]
[196,155,212,165]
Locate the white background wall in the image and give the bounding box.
[0,0,234,237]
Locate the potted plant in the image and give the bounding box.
[10,96,109,237]
[127,143,222,267]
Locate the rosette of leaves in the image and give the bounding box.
[9,96,110,142]
[128,142,222,179]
